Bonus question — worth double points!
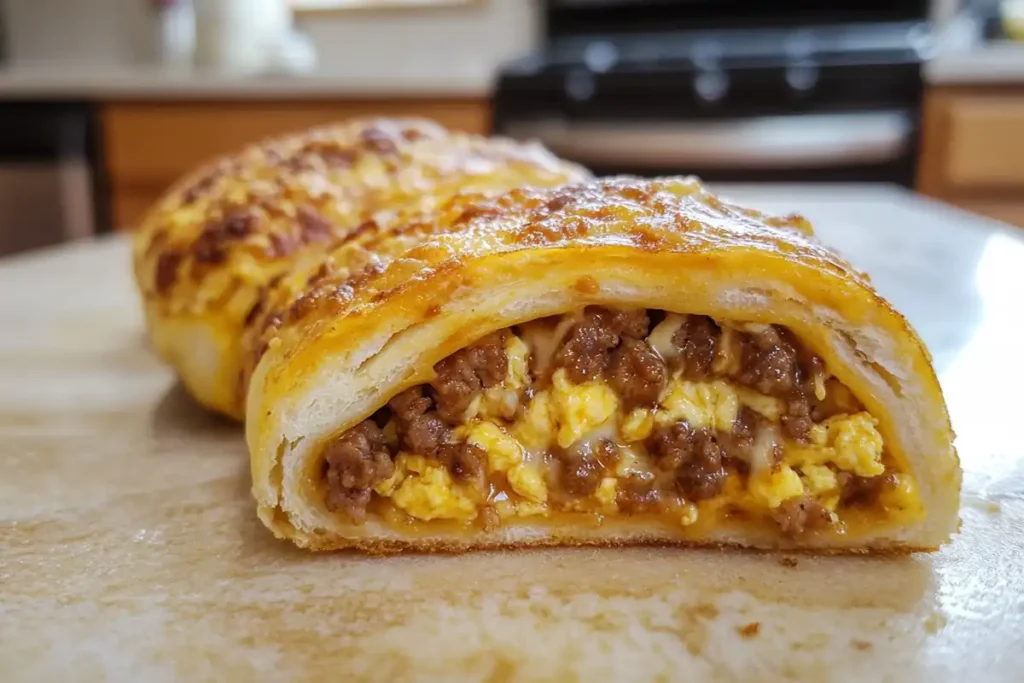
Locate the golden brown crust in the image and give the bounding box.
[247,176,961,554]
[250,177,861,375]
[131,117,590,418]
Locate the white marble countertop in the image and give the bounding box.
[0,64,491,100]
[1,184,1022,681]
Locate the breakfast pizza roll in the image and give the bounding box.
[246,177,960,553]
[131,118,589,419]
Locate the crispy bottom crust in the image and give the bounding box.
[258,501,937,555]
[283,534,936,557]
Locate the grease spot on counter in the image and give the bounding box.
[923,611,947,634]
[737,622,760,638]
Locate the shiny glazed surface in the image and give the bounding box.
[1,185,1021,681]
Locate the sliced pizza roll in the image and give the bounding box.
[246,177,960,553]
[132,118,589,419]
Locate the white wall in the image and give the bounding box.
[297,0,539,84]
[0,0,540,88]
[2,0,155,65]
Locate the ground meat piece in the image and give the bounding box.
[649,422,726,500]
[323,421,395,521]
[182,168,222,204]
[716,407,760,471]
[192,227,229,264]
[781,396,814,442]
[222,209,255,237]
[359,126,400,156]
[402,412,448,457]
[553,440,616,497]
[437,443,488,489]
[554,308,651,383]
[773,497,833,536]
[608,338,667,408]
[672,315,720,380]
[296,205,333,242]
[555,310,620,382]
[389,386,432,422]
[388,387,449,457]
[431,331,509,423]
[324,488,372,523]
[839,472,896,507]
[616,477,662,514]
[608,309,650,339]
[736,325,805,397]
[154,250,183,294]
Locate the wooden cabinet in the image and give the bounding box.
[918,87,1024,228]
[101,98,490,229]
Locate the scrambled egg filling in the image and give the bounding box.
[359,323,915,530]
[374,455,478,522]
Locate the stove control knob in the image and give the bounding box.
[694,70,729,103]
[786,62,819,93]
[565,68,596,102]
[584,41,618,73]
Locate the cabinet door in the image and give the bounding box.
[918,88,1024,228]
[103,99,490,229]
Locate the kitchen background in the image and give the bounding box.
[0,0,1019,255]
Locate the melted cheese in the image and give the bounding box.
[514,390,555,451]
[647,313,685,361]
[735,387,785,421]
[879,474,921,515]
[518,314,579,377]
[594,477,618,512]
[679,502,699,526]
[748,424,781,475]
[711,325,743,376]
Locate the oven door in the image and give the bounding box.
[504,110,917,183]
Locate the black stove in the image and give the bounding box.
[493,0,932,185]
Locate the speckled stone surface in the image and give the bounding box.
[1,185,1022,682]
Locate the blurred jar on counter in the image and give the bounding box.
[153,0,196,68]
[193,0,316,74]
